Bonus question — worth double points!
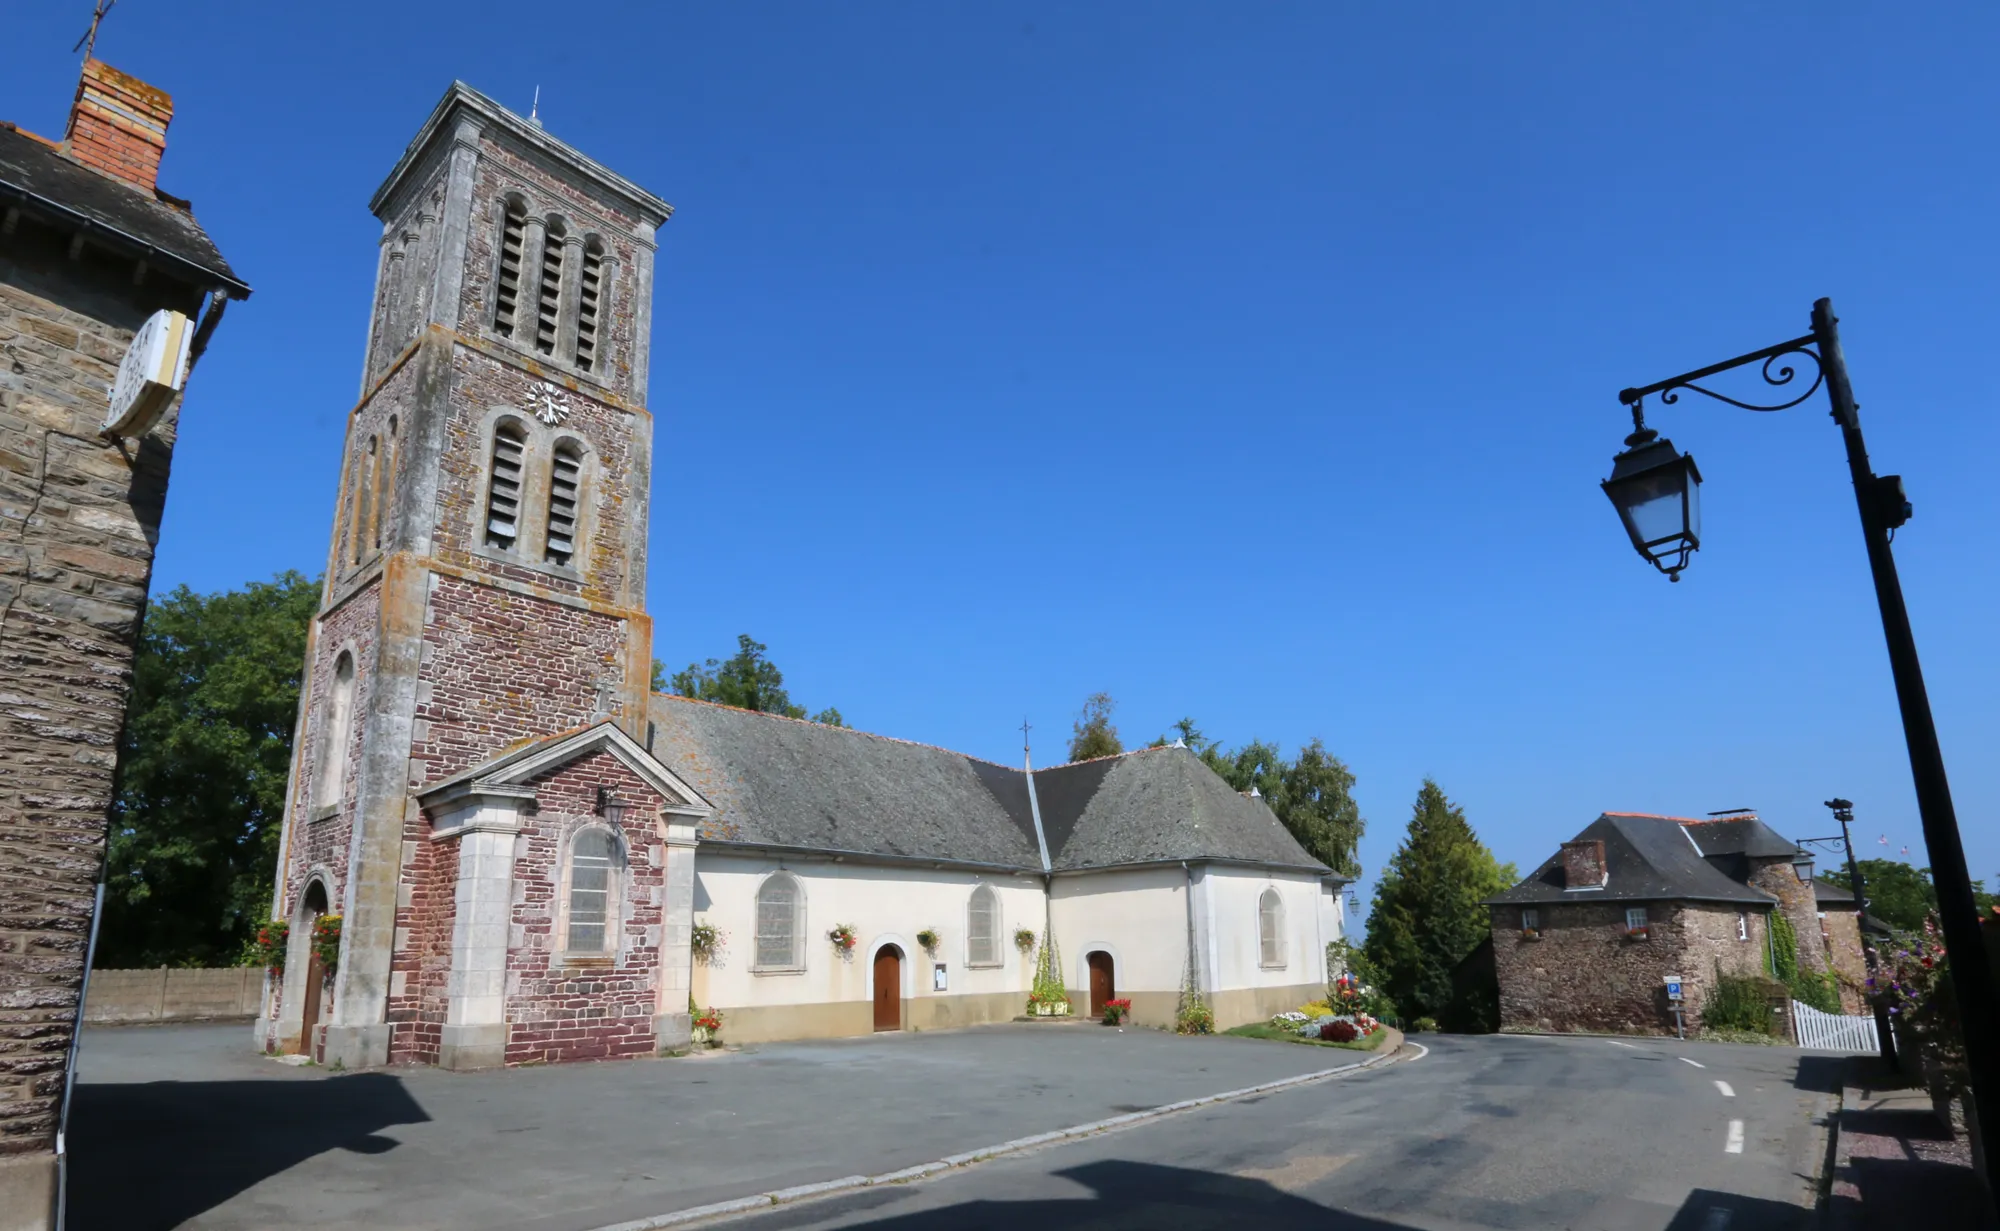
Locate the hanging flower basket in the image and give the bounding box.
[690,922,723,964]
[916,928,940,953]
[828,924,858,953]
[312,915,342,975]
[1014,928,1037,954]
[249,920,289,975]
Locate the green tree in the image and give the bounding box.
[663,635,843,726]
[1067,692,1123,761]
[101,571,321,967]
[1154,721,1365,878]
[1821,858,1996,932]
[1361,779,1516,1026]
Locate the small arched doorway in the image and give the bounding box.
[297,880,330,1054]
[1086,951,1116,1017]
[872,944,903,1032]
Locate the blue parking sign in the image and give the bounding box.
[1665,977,1684,1001]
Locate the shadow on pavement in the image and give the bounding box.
[779,1162,1814,1231]
[1794,1054,1847,1095]
[68,1075,430,1231]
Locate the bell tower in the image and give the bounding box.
[261,84,672,1068]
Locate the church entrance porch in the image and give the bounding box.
[1087,951,1115,1017]
[872,945,903,1031]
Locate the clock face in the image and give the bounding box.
[532,381,571,426]
[104,309,193,437]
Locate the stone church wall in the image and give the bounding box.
[409,572,627,785]
[504,750,671,1064]
[285,583,382,918]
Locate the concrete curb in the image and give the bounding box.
[586,1032,1420,1231]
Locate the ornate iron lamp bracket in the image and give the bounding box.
[1617,332,1824,415]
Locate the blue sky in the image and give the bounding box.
[10,4,1997,927]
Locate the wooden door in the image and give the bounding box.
[299,945,325,1054]
[872,946,901,1031]
[1088,951,1114,1016]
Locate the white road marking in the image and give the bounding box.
[1714,1080,1735,1098]
[1609,1041,1641,1050]
[1725,1119,1745,1154]
[1680,1057,1706,1068]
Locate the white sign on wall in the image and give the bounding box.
[103,309,194,438]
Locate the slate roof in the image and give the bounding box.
[1682,817,1803,859]
[1036,748,1332,873]
[1486,813,1777,907]
[0,123,247,296]
[645,695,1335,877]
[1813,877,1859,907]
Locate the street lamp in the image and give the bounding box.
[1608,298,1997,1193]
[1601,429,1703,581]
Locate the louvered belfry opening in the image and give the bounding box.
[493,201,527,336]
[535,220,566,356]
[485,423,527,549]
[546,444,582,565]
[574,244,604,372]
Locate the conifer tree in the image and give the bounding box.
[1361,779,1516,1025]
[1067,692,1123,761]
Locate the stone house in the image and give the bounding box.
[1486,811,1867,1035]
[0,60,246,1227]
[253,80,1349,1072]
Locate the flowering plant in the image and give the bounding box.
[828,924,858,952]
[1621,925,1650,940]
[1015,928,1038,954]
[1320,1019,1359,1043]
[1868,913,1964,1075]
[249,920,290,974]
[692,1007,724,1033]
[916,928,940,952]
[690,922,723,964]
[1101,997,1133,1026]
[312,915,342,975]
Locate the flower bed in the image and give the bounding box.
[1100,997,1132,1026]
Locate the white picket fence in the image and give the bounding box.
[1793,999,1879,1051]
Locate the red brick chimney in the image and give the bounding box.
[1561,839,1608,889]
[63,59,173,193]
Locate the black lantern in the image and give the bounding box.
[1602,428,1702,581]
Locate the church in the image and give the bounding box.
[254,81,1348,1070]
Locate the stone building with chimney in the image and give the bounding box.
[256,81,1350,1071]
[1485,811,1868,1035]
[0,58,247,1228]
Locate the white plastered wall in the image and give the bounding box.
[1049,865,1189,1000]
[1202,865,1329,992]
[691,851,1044,1042]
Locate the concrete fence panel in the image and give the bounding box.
[84,967,263,1023]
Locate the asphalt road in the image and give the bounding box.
[68,1024,1837,1231]
[712,1033,1839,1231]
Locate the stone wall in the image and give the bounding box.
[0,222,204,1157]
[1747,857,1831,978]
[83,967,262,1022]
[1819,910,1868,1012]
[1492,900,1771,1035]
[503,750,669,1064]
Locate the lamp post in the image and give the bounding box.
[1606,298,1996,1190]
[1800,798,1897,1067]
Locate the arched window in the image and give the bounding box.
[492,198,527,336]
[573,239,605,372]
[534,217,567,356]
[564,828,620,954]
[754,873,803,971]
[966,885,999,966]
[314,652,356,810]
[349,435,378,567]
[484,420,526,550]
[1258,888,1285,968]
[545,441,582,566]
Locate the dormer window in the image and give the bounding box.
[574,241,604,373]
